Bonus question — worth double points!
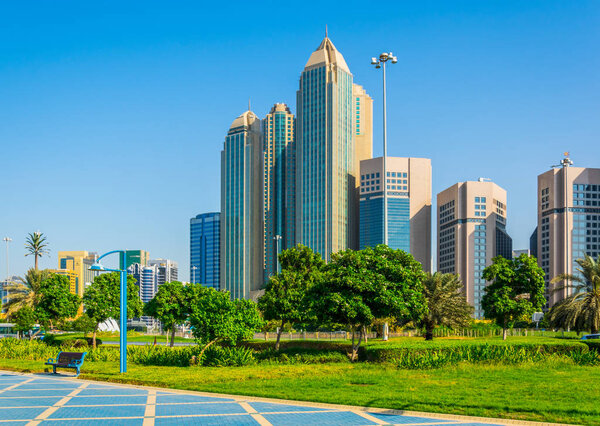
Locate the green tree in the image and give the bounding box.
[71,314,97,337]
[311,245,427,360]
[186,284,263,358]
[144,281,188,347]
[82,272,142,348]
[12,306,36,339]
[3,269,49,316]
[418,272,473,340]
[481,254,545,340]
[547,254,600,334]
[24,232,49,270]
[34,273,80,330]
[258,245,324,350]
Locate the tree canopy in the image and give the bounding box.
[311,245,427,360]
[144,280,188,346]
[482,254,545,339]
[34,273,80,329]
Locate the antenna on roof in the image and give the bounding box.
[248,98,251,112]
[551,152,573,169]
[325,24,328,38]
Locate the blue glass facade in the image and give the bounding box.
[359,193,410,252]
[190,212,220,289]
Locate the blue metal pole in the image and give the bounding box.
[120,251,127,373]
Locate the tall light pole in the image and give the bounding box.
[273,235,282,274]
[371,52,397,246]
[90,250,128,374]
[191,265,197,284]
[2,237,11,281]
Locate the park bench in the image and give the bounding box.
[45,351,87,376]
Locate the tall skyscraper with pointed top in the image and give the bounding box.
[263,103,295,280]
[296,36,362,259]
[220,110,264,299]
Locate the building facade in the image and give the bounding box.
[221,110,264,299]
[359,157,432,270]
[119,250,150,270]
[437,180,512,318]
[148,258,178,287]
[536,157,600,308]
[295,36,357,260]
[57,251,98,296]
[263,103,296,280]
[190,212,220,289]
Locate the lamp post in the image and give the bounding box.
[2,237,11,281]
[89,250,128,373]
[191,265,197,284]
[371,52,397,246]
[273,235,282,274]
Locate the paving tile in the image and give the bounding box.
[248,401,329,413]
[155,402,248,417]
[41,419,145,425]
[155,415,259,425]
[368,412,453,424]
[0,389,74,397]
[47,404,147,419]
[263,410,379,425]
[77,388,148,396]
[156,394,234,404]
[0,396,62,407]
[65,395,148,406]
[0,406,49,421]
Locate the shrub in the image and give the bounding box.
[256,347,348,364]
[200,346,255,367]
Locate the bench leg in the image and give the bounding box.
[52,366,57,374]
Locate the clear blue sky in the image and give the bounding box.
[1,1,598,280]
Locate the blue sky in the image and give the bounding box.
[1,1,598,279]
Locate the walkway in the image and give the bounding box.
[0,371,528,425]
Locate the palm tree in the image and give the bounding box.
[24,231,49,270]
[418,272,473,340]
[3,268,49,317]
[547,255,600,334]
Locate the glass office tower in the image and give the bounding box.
[220,110,264,299]
[296,36,356,259]
[263,104,295,280]
[190,212,220,289]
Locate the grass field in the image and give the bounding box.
[49,331,192,344]
[1,357,598,424]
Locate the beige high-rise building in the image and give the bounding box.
[359,157,431,270]
[536,156,600,308]
[57,251,97,297]
[437,180,512,318]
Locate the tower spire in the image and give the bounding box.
[248,98,251,112]
[325,24,328,38]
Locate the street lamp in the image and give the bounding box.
[371,52,397,246]
[273,235,282,274]
[191,265,197,284]
[89,250,128,373]
[3,237,11,281]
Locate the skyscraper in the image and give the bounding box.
[119,250,150,270]
[536,156,600,308]
[296,36,357,259]
[263,103,295,280]
[437,180,512,318]
[190,212,220,289]
[359,157,432,270]
[221,110,264,299]
[148,259,178,286]
[57,251,98,296]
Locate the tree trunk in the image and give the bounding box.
[92,324,99,349]
[170,328,176,347]
[275,320,285,351]
[592,326,598,335]
[351,327,363,362]
[502,326,508,341]
[198,338,220,362]
[35,255,38,271]
[425,322,434,341]
[363,326,368,344]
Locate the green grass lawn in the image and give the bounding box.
[50,332,192,344]
[2,357,598,425]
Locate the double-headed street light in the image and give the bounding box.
[371,52,397,246]
[89,250,128,374]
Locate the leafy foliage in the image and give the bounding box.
[144,281,188,346]
[34,273,80,329]
[311,245,427,359]
[12,306,36,336]
[482,254,545,339]
[417,272,473,340]
[186,284,263,353]
[3,269,49,317]
[258,245,324,350]
[547,255,600,333]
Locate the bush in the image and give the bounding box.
[583,341,600,352]
[256,347,349,364]
[199,346,255,367]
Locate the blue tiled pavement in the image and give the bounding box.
[0,371,509,425]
